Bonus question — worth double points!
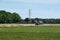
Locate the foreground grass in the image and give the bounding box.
[0,26,60,40]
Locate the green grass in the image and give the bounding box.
[0,26,60,40]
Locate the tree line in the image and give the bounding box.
[0,10,21,23]
[0,10,60,24]
[24,18,60,24]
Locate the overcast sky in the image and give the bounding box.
[0,0,60,18]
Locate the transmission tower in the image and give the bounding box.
[29,9,31,23]
[29,9,31,19]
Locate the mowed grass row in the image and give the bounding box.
[0,27,60,32]
[0,26,60,40]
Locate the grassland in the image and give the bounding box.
[0,26,60,40]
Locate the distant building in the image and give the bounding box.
[34,20,44,25]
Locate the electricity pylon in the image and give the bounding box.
[29,9,31,23]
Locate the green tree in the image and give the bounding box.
[0,10,21,23]
[12,12,21,23]
[24,18,30,23]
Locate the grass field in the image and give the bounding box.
[0,25,60,40]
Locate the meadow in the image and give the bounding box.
[0,25,60,40]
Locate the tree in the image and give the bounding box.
[12,12,21,23]
[35,18,39,21]
[6,12,13,23]
[24,18,30,23]
[0,10,7,23]
[0,10,21,23]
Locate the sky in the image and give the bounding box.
[0,0,60,19]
